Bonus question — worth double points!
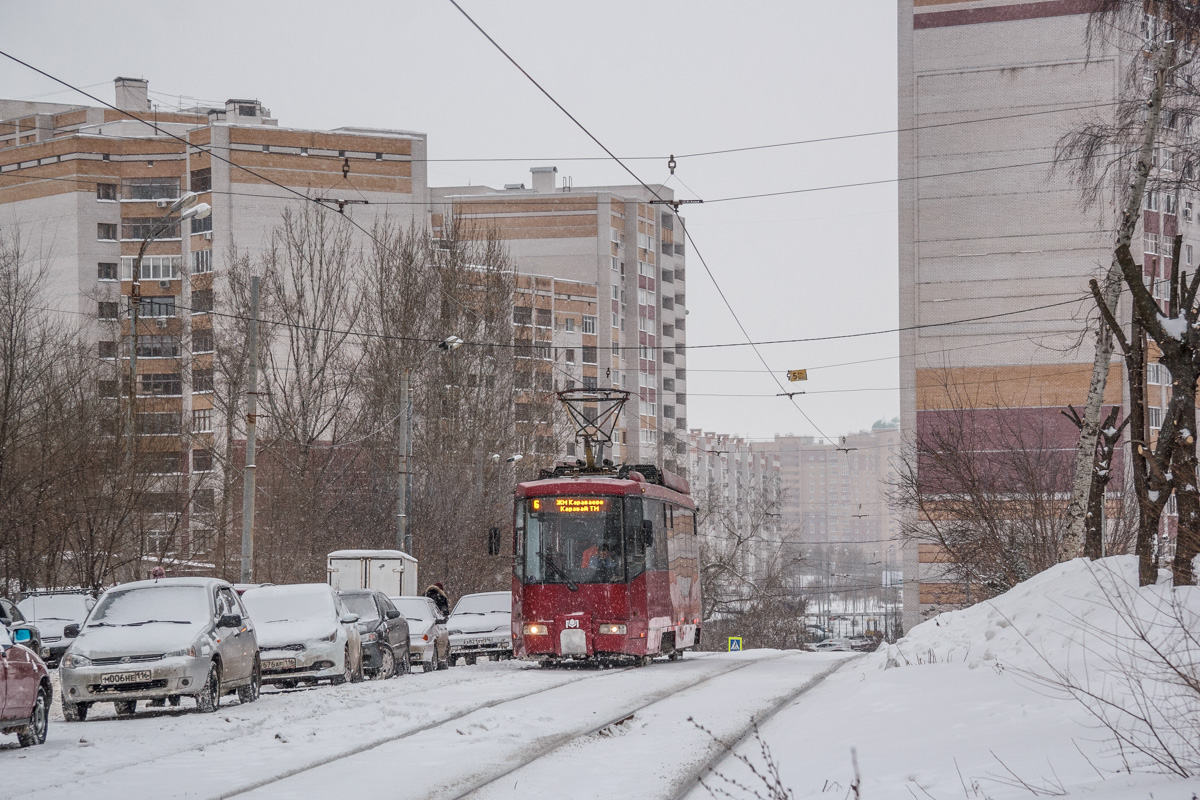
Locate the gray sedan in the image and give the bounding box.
[58,577,261,720]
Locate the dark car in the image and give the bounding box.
[17,592,95,667]
[338,590,410,679]
[0,624,52,747]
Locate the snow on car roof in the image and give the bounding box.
[107,576,230,593]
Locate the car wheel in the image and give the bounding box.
[62,700,89,722]
[331,647,351,685]
[396,646,410,676]
[114,699,137,716]
[17,685,49,747]
[196,662,221,713]
[374,646,396,680]
[668,648,683,661]
[238,657,262,704]
[168,694,182,707]
[464,655,476,666]
[353,650,365,683]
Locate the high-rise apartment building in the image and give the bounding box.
[433,169,688,472]
[897,2,1189,628]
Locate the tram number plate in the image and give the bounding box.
[262,659,296,671]
[101,670,152,685]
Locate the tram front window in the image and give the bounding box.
[520,496,625,585]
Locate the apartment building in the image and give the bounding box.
[0,77,426,561]
[433,169,688,472]
[897,2,1195,628]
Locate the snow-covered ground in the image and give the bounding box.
[5,556,1197,800]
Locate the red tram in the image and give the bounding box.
[510,390,701,665]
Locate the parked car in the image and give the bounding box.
[338,589,409,679]
[0,597,42,662]
[0,624,52,747]
[447,591,512,665]
[812,638,853,652]
[242,584,363,687]
[390,596,449,673]
[802,624,830,643]
[846,635,878,652]
[58,577,261,721]
[17,592,96,667]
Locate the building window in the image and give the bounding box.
[141,372,182,396]
[98,301,119,319]
[97,223,117,241]
[192,289,214,313]
[565,317,575,333]
[536,308,552,327]
[192,249,213,274]
[192,408,213,432]
[122,177,181,201]
[583,376,597,389]
[121,255,181,280]
[1188,244,1194,266]
[98,379,118,398]
[582,345,597,364]
[192,449,214,472]
[98,262,118,281]
[193,330,214,353]
[96,183,118,201]
[98,340,117,359]
[191,213,212,234]
[1149,406,1163,430]
[193,368,214,393]
[582,315,597,334]
[193,488,216,514]
[513,306,532,325]
[137,335,181,358]
[137,296,177,317]
[663,377,675,392]
[190,168,211,193]
[123,217,180,241]
[611,256,619,271]
[663,324,675,337]
[141,451,181,475]
[139,411,181,435]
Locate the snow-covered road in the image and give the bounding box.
[4,651,853,800]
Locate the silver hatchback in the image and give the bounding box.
[58,577,261,720]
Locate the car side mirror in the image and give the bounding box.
[641,519,654,547]
[340,613,359,624]
[386,608,401,620]
[218,613,242,629]
[12,627,32,644]
[63,623,81,638]
[487,526,501,556]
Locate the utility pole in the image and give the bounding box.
[397,368,411,554]
[240,276,260,583]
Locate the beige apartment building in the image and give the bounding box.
[897,2,1195,628]
[434,169,689,472]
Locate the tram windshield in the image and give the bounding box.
[518,496,632,585]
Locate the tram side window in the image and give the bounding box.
[626,498,647,578]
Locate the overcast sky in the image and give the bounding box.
[1,1,899,443]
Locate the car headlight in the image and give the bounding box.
[448,629,462,636]
[322,630,337,642]
[61,652,92,668]
[362,632,377,643]
[522,623,549,636]
[164,645,197,658]
[597,623,626,635]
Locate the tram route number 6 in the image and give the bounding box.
[565,619,580,628]
[727,636,742,652]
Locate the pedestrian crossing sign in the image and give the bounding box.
[727,636,743,652]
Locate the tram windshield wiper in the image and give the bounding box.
[540,552,578,592]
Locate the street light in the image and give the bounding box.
[127,195,212,465]
[397,335,464,554]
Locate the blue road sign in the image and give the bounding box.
[727,636,743,652]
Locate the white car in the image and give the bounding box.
[391,596,449,673]
[812,639,853,652]
[18,592,95,666]
[241,584,363,687]
[447,591,512,665]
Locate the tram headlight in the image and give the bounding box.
[523,623,549,636]
[597,623,626,635]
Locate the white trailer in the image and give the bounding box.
[327,549,418,597]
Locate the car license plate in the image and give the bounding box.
[262,658,296,671]
[101,670,152,685]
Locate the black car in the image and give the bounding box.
[337,590,410,679]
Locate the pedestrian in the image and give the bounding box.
[424,582,449,618]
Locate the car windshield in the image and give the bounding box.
[90,586,208,626]
[519,496,627,585]
[18,594,89,621]
[242,586,334,624]
[340,594,379,623]
[451,594,509,616]
[392,597,433,623]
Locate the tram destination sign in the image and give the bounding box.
[532,497,609,514]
